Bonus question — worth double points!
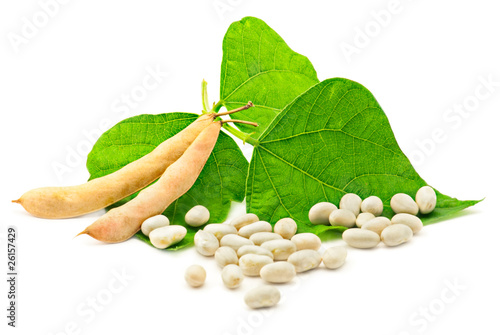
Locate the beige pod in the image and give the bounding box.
[238,254,273,276]
[260,262,296,283]
[149,225,187,249]
[249,232,283,245]
[381,224,413,247]
[260,239,297,261]
[140,214,169,236]
[391,213,423,234]
[244,285,280,309]
[221,264,243,289]
[355,212,375,228]
[339,193,362,216]
[238,221,272,238]
[361,196,384,216]
[274,218,297,239]
[220,234,254,251]
[184,264,206,287]
[203,223,237,240]
[322,246,347,269]
[214,246,239,268]
[185,205,210,227]
[194,230,219,256]
[291,233,321,251]
[390,193,419,215]
[361,217,391,236]
[329,209,356,228]
[230,213,259,230]
[342,228,380,249]
[416,186,437,214]
[287,249,322,273]
[309,202,337,224]
[237,245,274,259]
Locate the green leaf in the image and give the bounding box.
[246,78,480,238]
[87,112,248,250]
[220,16,319,137]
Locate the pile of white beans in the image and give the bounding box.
[139,186,436,309]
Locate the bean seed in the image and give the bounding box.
[244,285,280,309]
[274,218,297,239]
[260,262,296,283]
[185,205,210,227]
[381,224,413,247]
[184,264,206,287]
[249,232,283,245]
[238,221,272,238]
[194,230,219,256]
[355,212,375,228]
[260,239,297,261]
[287,249,322,273]
[361,196,383,216]
[149,225,187,249]
[214,246,239,268]
[342,228,380,249]
[391,193,419,215]
[220,234,254,251]
[238,254,273,276]
[291,233,321,251]
[339,193,362,216]
[416,186,437,214]
[203,223,238,240]
[391,213,423,234]
[237,245,274,259]
[322,246,347,269]
[361,217,391,236]
[221,264,243,289]
[140,214,169,236]
[309,202,337,224]
[230,213,259,230]
[329,209,356,228]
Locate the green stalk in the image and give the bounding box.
[222,123,258,146]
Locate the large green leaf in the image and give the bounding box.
[246,78,480,238]
[87,112,248,250]
[220,16,319,137]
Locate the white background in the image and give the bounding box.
[1,1,499,334]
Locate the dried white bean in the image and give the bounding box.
[322,246,347,269]
[249,232,283,245]
[260,239,297,261]
[274,218,297,239]
[203,223,237,240]
[214,246,239,268]
[391,213,423,234]
[362,217,391,236]
[287,249,322,273]
[238,221,272,238]
[194,230,219,256]
[184,205,210,227]
[416,186,437,214]
[220,234,254,251]
[184,264,206,287]
[309,202,337,224]
[339,193,362,216]
[237,245,274,259]
[221,264,243,289]
[244,285,280,309]
[291,233,321,251]
[356,212,375,228]
[260,262,296,283]
[329,209,356,228]
[361,196,384,216]
[230,213,259,230]
[239,254,273,276]
[390,193,419,215]
[381,224,413,247]
[342,228,380,249]
[149,225,187,249]
[141,214,169,236]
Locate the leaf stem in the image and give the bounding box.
[222,123,258,146]
[221,119,258,127]
[214,101,254,116]
[201,80,210,114]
